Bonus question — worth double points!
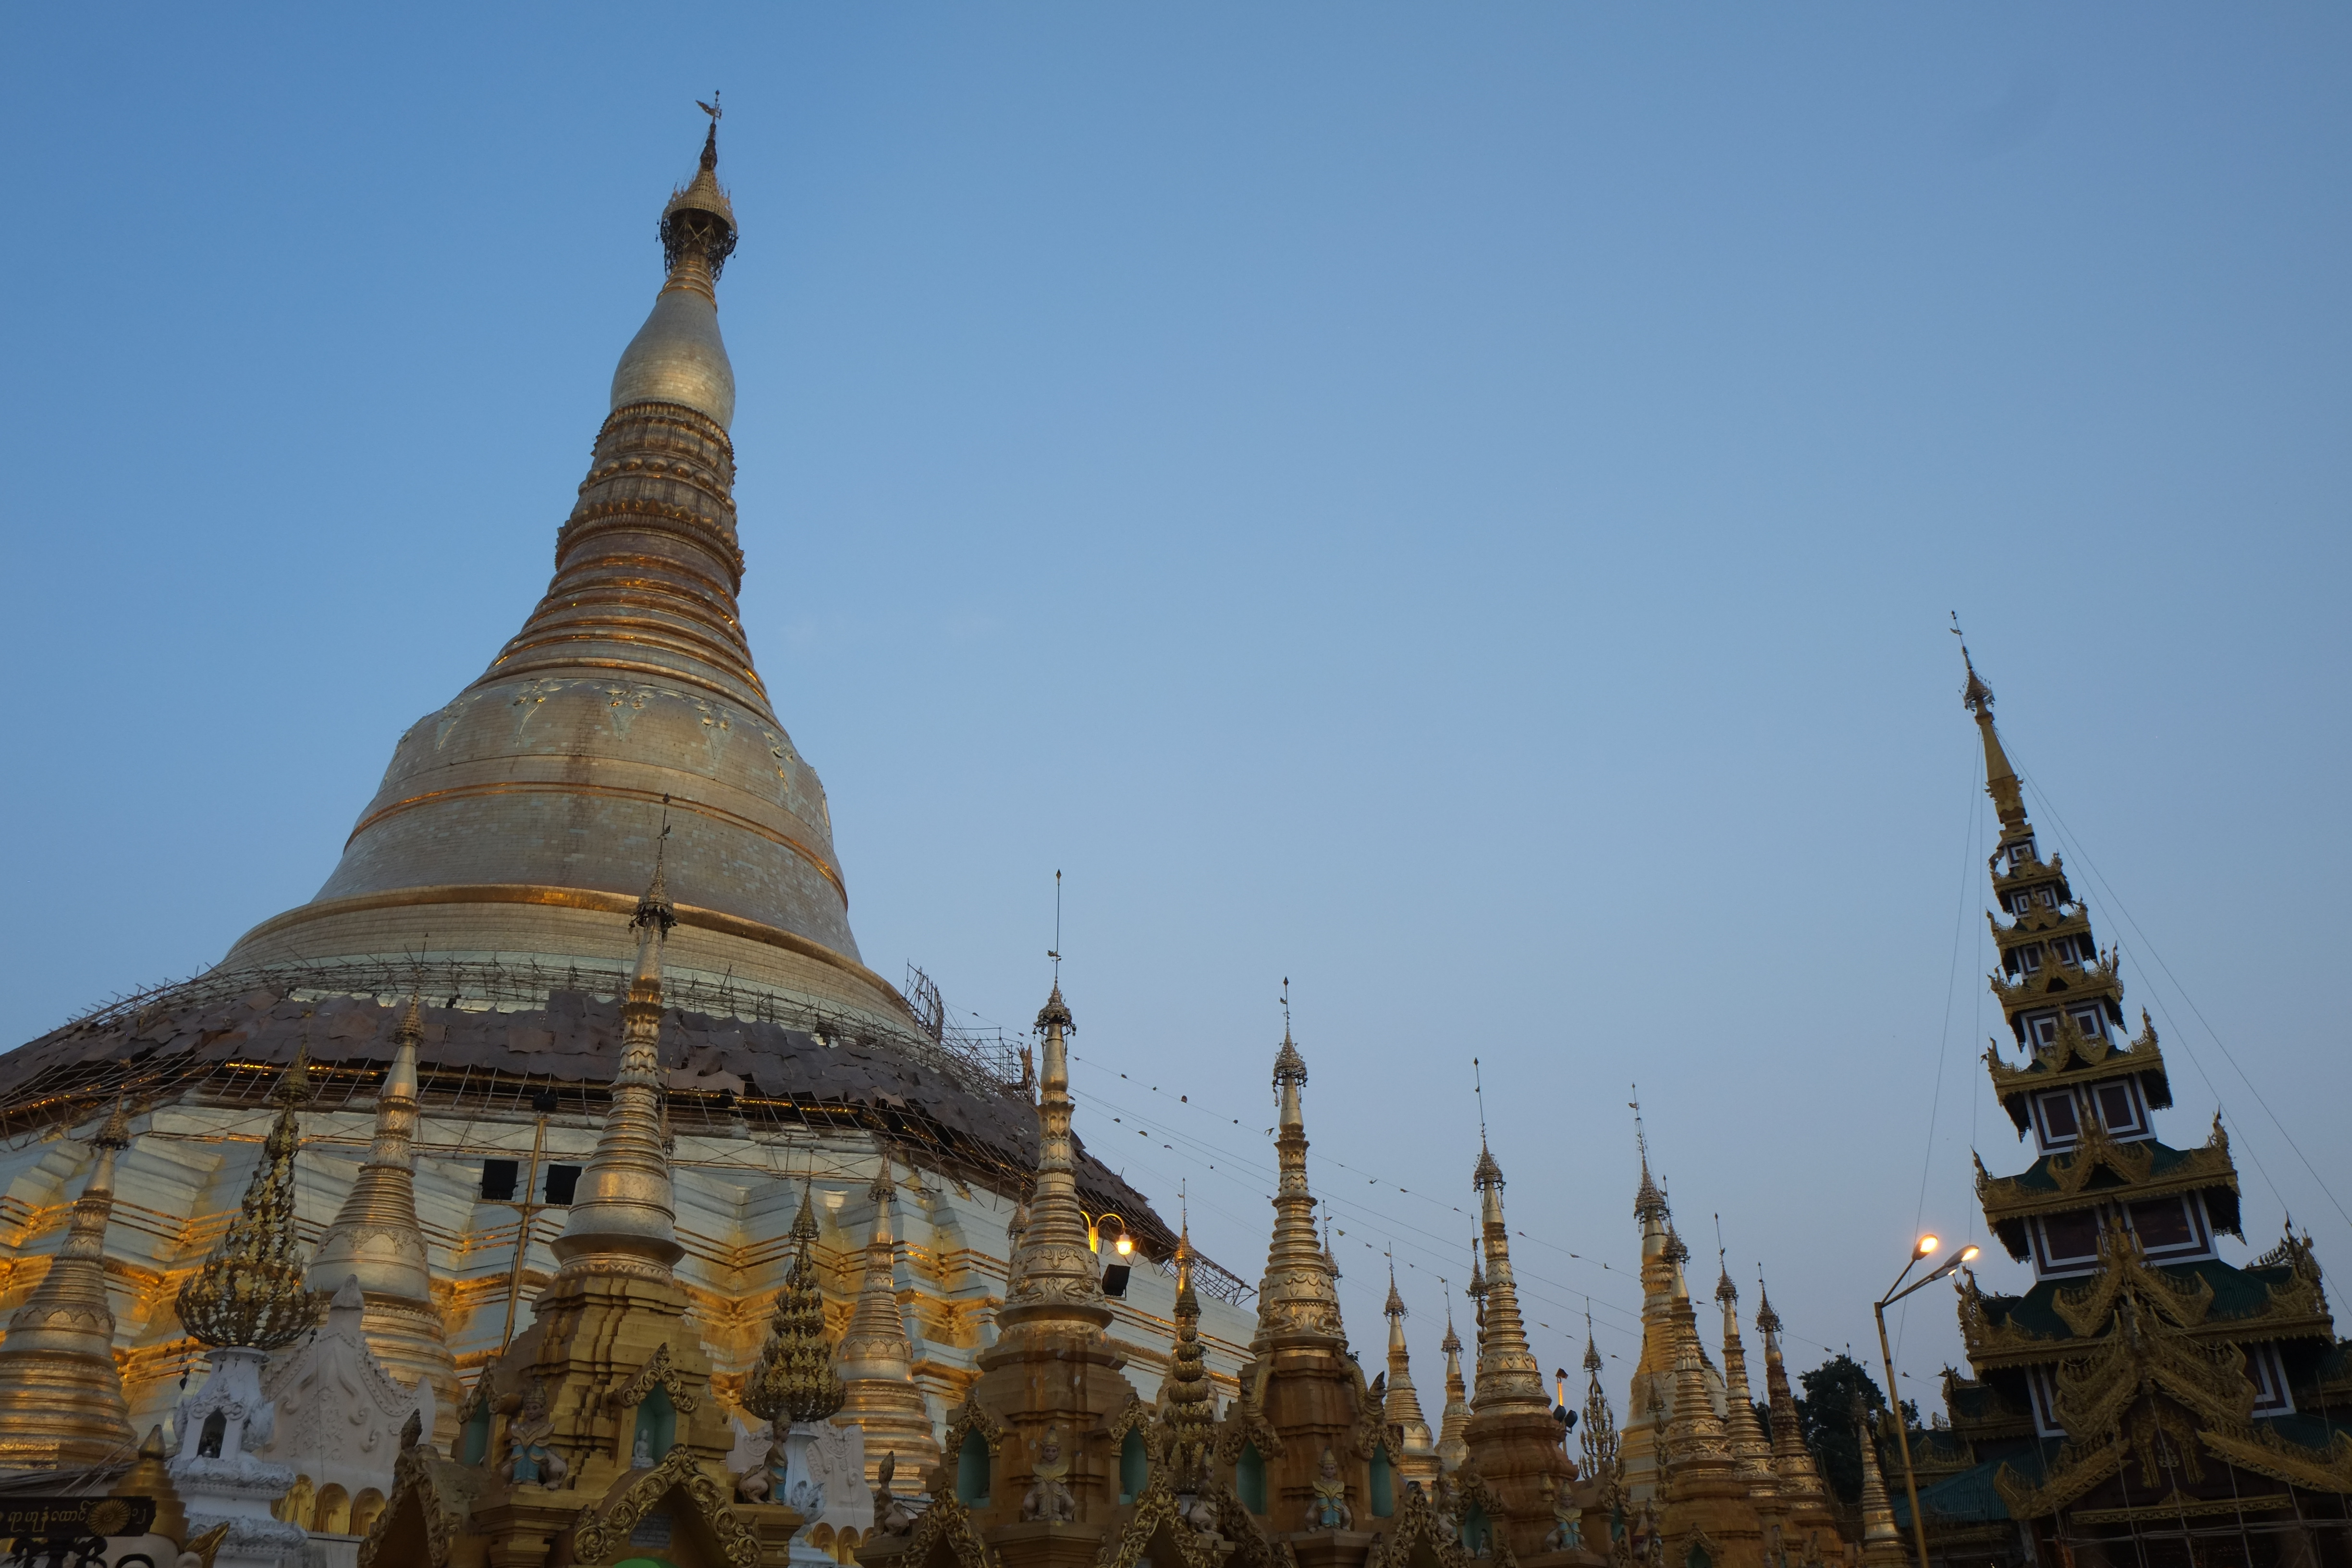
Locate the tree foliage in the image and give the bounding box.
[1791,1355,1918,1505]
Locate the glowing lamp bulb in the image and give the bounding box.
[1916,1234,1941,1257]
[1959,1245,1981,1263]
[1115,1234,1135,1256]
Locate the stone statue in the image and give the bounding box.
[501,1379,569,1488]
[1542,1477,1583,1552]
[1305,1446,1353,1531]
[873,1451,919,1536]
[1020,1426,1076,1524]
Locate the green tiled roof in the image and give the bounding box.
[1979,1260,2309,1346]
[1893,1446,2055,1529]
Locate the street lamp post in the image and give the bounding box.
[1874,1235,1979,1568]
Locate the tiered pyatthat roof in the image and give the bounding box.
[1921,648,2349,1542]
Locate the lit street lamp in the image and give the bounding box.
[1874,1235,1979,1568]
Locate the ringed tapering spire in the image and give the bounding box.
[0,1100,138,1464]
[836,1152,941,1482]
[549,850,686,1280]
[1161,1223,1216,1482]
[232,110,898,1022]
[1960,641,2028,832]
[1436,1304,1471,1473]
[307,993,459,1431]
[1253,1011,1343,1346]
[1384,1261,1440,1485]
[1467,1143,1547,1416]
[997,983,1110,1332]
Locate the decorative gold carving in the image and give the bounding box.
[1363,1470,1475,1568]
[1448,1470,1522,1568]
[2048,1229,2215,1337]
[944,1390,1008,1457]
[893,1488,997,1568]
[177,1053,319,1349]
[571,1442,762,1567]
[2198,1424,2352,1495]
[359,1443,456,1568]
[606,1340,705,1416]
[741,1187,844,1423]
[1992,1433,2129,1520]
[2070,1492,2292,1525]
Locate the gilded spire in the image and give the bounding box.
[1580,1329,1619,1479]
[1383,1261,1439,1484]
[1436,1304,1471,1473]
[1468,1141,1547,1417]
[1253,1015,1343,1345]
[998,983,1110,1331]
[1854,1402,1906,1566]
[610,111,739,426]
[310,994,432,1301]
[549,856,685,1282]
[744,1186,846,1425]
[1715,1263,1776,1485]
[0,1100,138,1463]
[836,1153,939,1481]
[1959,643,2029,833]
[179,1055,318,1350]
[1162,1225,1216,1482]
[1756,1274,1830,1508]
[306,993,458,1433]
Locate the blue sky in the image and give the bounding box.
[3,6,2347,1398]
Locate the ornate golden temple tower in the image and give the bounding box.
[1458,1141,1577,1561]
[306,995,459,1439]
[0,1100,137,1467]
[1907,650,2352,1568]
[1384,1264,1441,1488]
[835,1154,944,1485]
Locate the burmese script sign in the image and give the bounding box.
[0,1493,156,1543]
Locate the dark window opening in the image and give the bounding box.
[2094,1082,2140,1135]
[955,1430,991,1504]
[1102,1263,1131,1298]
[2129,1197,2196,1252]
[480,1160,518,1201]
[544,1164,582,1205]
[2038,1091,2080,1143]
[2038,1209,2101,1267]
[2018,945,2044,975]
[198,1411,227,1458]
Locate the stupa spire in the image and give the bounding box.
[997,982,1110,1333]
[1466,1141,1547,1416]
[836,1152,941,1482]
[308,992,459,1430]
[1714,1260,1776,1486]
[234,109,892,1005]
[1383,1260,1440,1485]
[1854,1403,1907,1568]
[548,851,685,1282]
[1959,637,2029,833]
[1436,1304,1470,1472]
[0,1100,139,1464]
[1580,1327,1620,1481]
[1755,1273,1832,1513]
[1252,1002,1342,1346]
[1161,1223,1216,1483]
